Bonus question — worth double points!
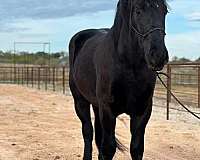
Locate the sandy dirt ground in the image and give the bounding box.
[0,84,200,160]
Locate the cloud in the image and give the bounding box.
[0,0,117,32]
[0,22,29,33]
[169,0,200,22]
[0,0,199,59]
[166,31,200,60]
[187,12,200,22]
[0,0,117,20]
[0,9,116,52]
[17,33,50,38]
[168,0,200,14]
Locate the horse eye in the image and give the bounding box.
[154,3,160,8]
[135,8,142,15]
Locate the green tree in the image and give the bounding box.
[195,57,200,62]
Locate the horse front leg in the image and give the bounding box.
[92,105,103,159]
[98,102,117,160]
[130,102,152,160]
[74,100,93,160]
[70,79,93,160]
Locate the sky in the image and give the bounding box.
[0,0,199,60]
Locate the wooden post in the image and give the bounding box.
[63,67,65,94]
[166,64,171,120]
[198,67,200,108]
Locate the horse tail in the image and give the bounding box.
[116,137,128,153]
[68,35,77,70]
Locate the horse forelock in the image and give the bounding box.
[119,0,169,9]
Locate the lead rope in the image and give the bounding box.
[156,72,200,120]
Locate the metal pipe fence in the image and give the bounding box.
[154,63,200,120]
[0,63,200,120]
[0,66,69,94]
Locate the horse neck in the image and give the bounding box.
[111,8,145,68]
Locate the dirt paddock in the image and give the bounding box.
[0,84,200,160]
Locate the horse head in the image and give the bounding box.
[129,0,169,71]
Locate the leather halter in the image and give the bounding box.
[129,0,166,39]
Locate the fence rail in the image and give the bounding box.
[0,66,69,94]
[0,63,200,120]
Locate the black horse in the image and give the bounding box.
[69,0,169,159]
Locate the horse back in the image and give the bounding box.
[69,29,109,69]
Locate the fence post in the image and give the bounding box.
[198,66,200,108]
[14,66,16,84]
[38,67,41,90]
[17,67,20,84]
[45,67,48,91]
[166,64,171,120]
[31,67,34,88]
[168,65,172,103]
[3,70,5,83]
[53,67,55,91]
[22,67,24,85]
[27,67,29,86]
[63,67,65,94]
[10,67,13,84]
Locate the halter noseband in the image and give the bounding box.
[131,25,166,39]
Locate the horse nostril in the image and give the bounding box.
[150,52,154,58]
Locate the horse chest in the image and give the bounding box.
[111,72,155,115]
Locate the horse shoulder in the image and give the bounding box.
[94,35,116,103]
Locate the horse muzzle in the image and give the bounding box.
[146,47,169,71]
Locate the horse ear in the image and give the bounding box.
[117,1,120,7]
